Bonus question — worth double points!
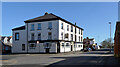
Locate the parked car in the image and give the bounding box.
[92,47,96,51]
[88,48,92,51]
[84,48,88,52]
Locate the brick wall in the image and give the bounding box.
[114,21,120,57]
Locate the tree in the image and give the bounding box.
[100,38,113,48]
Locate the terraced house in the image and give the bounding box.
[12,12,84,53]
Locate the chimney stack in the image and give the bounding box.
[44,12,48,15]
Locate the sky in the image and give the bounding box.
[2,2,118,44]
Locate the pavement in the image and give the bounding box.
[1,48,120,67]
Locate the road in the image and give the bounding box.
[1,48,120,67]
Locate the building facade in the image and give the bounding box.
[83,37,96,50]
[114,2,120,57]
[12,12,84,53]
[0,36,12,53]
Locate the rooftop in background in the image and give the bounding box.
[84,37,95,41]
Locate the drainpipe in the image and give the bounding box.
[27,23,28,53]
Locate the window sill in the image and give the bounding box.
[30,30,35,31]
[48,28,52,30]
[37,29,41,30]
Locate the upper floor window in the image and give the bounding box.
[67,25,69,31]
[71,34,73,41]
[31,24,34,31]
[65,33,69,38]
[75,35,77,41]
[71,26,73,32]
[61,23,63,29]
[38,33,41,40]
[75,28,77,33]
[81,37,83,42]
[31,33,34,40]
[48,22,52,29]
[61,32,63,40]
[79,36,80,42]
[48,32,52,40]
[15,33,19,40]
[79,29,80,34]
[81,30,82,35]
[38,23,41,30]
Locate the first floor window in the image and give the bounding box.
[65,33,69,38]
[15,33,19,40]
[31,33,34,40]
[81,37,83,42]
[29,44,36,49]
[38,33,41,40]
[22,44,25,51]
[48,32,52,40]
[71,34,73,41]
[61,32,63,40]
[79,36,80,42]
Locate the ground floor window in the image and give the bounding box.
[29,44,36,49]
[62,43,64,47]
[22,44,25,51]
[78,45,81,47]
[66,43,70,47]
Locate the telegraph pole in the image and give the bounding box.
[109,22,111,52]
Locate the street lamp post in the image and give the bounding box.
[109,22,111,52]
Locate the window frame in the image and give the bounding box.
[38,33,41,40]
[38,23,41,30]
[22,44,25,51]
[31,33,34,40]
[71,26,73,32]
[15,33,19,40]
[48,22,52,29]
[61,23,63,29]
[31,24,35,31]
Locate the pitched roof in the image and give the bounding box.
[24,13,84,30]
[12,26,25,31]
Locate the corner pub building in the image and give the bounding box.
[12,12,84,53]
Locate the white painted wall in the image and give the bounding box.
[12,19,83,53]
[12,30,27,53]
[26,20,59,41]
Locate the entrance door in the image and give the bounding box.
[57,42,60,53]
[71,45,73,51]
[46,48,49,53]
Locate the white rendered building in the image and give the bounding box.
[12,12,84,53]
